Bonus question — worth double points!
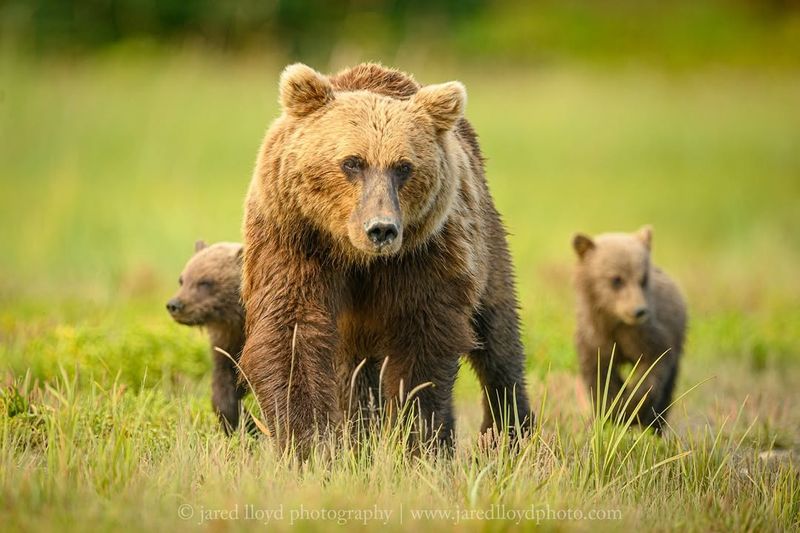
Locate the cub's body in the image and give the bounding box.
[167,241,250,434]
[573,227,687,432]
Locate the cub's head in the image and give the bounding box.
[572,226,654,326]
[265,63,468,258]
[166,241,243,326]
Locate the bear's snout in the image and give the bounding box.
[166,298,184,315]
[365,218,399,248]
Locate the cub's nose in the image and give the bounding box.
[166,298,183,314]
[634,307,649,321]
[365,218,399,248]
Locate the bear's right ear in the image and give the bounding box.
[572,233,595,259]
[279,63,334,117]
[635,225,653,250]
[194,240,207,253]
[413,81,467,132]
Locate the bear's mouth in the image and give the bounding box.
[352,238,403,257]
[169,311,205,327]
[620,313,649,326]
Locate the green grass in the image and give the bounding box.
[1,50,799,531]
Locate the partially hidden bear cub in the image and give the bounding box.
[572,226,687,433]
[240,63,533,453]
[167,241,251,434]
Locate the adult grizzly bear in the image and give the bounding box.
[240,63,532,452]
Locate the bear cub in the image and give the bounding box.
[572,226,687,433]
[167,241,251,434]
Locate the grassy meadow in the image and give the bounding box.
[1,50,799,531]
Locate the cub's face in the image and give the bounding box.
[166,241,243,326]
[269,64,467,257]
[573,226,654,326]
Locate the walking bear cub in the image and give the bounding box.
[167,241,251,434]
[572,226,687,433]
[240,63,532,452]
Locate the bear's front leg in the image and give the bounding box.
[382,352,460,451]
[380,309,472,451]
[211,348,247,434]
[576,337,624,416]
[615,324,680,434]
[469,301,533,440]
[240,245,342,454]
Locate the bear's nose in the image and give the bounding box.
[634,307,649,321]
[166,298,183,314]
[365,218,399,248]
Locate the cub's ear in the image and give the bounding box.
[636,225,653,250]
[572,233,595,259]
[414,81,466,132]
[194,240,207,253]
[279,63,334,117]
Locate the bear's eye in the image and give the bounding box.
[178,276,183,286]
[393,161,414,183]
[340,156,364,175]
[197,279,214,290]
[610,276,624,290]
[640,273,649,288]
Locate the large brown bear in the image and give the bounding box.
[240,63,532,452]
[572,226,687,433]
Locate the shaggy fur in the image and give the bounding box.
[572,226,687,432]
[240,63,532,453]
[167,241,251,434]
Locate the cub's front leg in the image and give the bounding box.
[576,335,624,412]
[240,238,342,454]
[210,348,248,434]
[615,324,680,433]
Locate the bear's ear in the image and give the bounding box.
[194,240,207,253]
[279,63,334,117]
[572,233,595,259]
[413,81,467,132]
[635,225,653,250]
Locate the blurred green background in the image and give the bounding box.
[1,5,799,530]
[0,0,798,379]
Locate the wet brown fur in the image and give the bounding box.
[241,63,532,453]
[167,241,252,434]
[572,226,687,433]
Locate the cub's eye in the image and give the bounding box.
[610,276,624,290]
[394,161,414,182]
[197,279,214,290]
[340,156,364,175]
[178,276,183,286]
[640,273,649,288]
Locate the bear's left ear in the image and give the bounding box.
[279,63,334,117]
[572,233,595,259]
[635,225,653,250]
[194,240,207,253]
[413,81,467,132]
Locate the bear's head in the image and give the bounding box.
[572,226,654,326]
[262,63,468,259]
[166,241,244,326]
